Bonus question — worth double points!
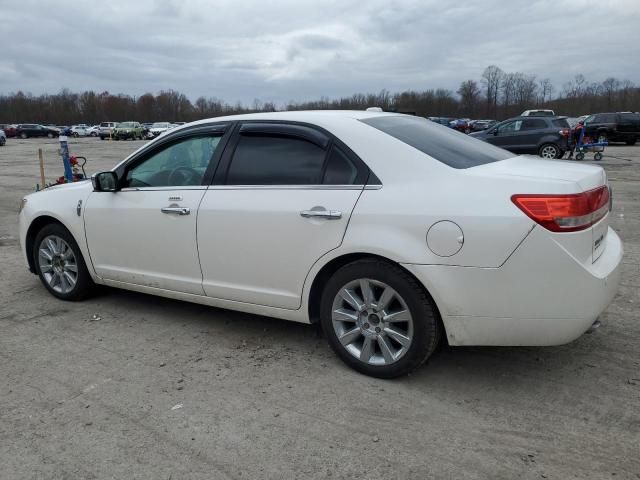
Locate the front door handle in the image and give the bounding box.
[161,206,190,215]
[300,209,342,220]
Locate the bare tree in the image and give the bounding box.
[481,65,503,118]
[538,78,554,104]
[457,80,481,117]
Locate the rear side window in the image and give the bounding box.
[552,119,570,128]
[598,114,616,123]
[619,113,640,123]
[227,135,326,185]
[323,146,358,184]
[361,115,512,169]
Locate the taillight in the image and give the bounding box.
[511,186,610,233]
[559,129,570,137]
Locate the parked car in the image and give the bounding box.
[86,125,100,137]
[449,118,470,133]
[469,120,497,132]
[15,124,59,139]
[521,109,555,117]
[112,122,144,140]
[470,116,571,158]
[0,128,6,146]
[0,124,17,138]
[70,125,89,137]
[583,112,640,145]
[428,117,454,126]
[149,122,173,137]
[18,111,622,378]
[98,122,118,140]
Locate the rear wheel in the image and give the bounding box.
[33,223,94,301]
[576,152,585,161]
[538,143,561,159]
[20,132,28,139]
[626,138,637,146]
[320,259,441,378]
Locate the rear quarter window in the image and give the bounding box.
[361,115,512,169]
[552,119,570,128]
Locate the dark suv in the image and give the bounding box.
[583,112,640,145]
[469,116,570,159]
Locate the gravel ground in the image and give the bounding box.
[0,137,639,480]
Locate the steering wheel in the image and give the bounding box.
[168,166,199,186]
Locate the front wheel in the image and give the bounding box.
[320,259,441,378]
[20,132,28,139]
[626,138,637,146]
[538,143,561,159]
[33,223,94,301]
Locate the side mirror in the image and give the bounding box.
[92,171,119,192]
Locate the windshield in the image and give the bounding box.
[361,115,512,169]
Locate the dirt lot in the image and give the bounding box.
[0,137,639,480]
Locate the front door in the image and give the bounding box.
[84,131,225,294]
[197,122,367,309]
[489,119,526,152]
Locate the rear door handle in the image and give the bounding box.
[300,209,342,220]
[161,206,190,215]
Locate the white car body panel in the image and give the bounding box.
[197,187,362,309]
[18,110,623,347]
[83,188,206,295]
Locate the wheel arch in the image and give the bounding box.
[25,215,69,273]
[306,252,445,337]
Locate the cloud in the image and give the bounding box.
[0,0,638,105]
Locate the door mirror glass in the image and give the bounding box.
[92,171,118,192]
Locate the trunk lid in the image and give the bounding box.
[470,155,610,264]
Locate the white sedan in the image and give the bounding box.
[18,111,623,378]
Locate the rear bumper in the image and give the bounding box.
[403,227,623,346]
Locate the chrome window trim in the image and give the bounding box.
[119,186,208,192]
[207,184,382,191]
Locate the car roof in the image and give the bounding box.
[183,110,400,127]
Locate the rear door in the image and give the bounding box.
[197,122,368,309]
[519,118,548,150]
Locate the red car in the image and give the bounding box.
[0,124,17,137]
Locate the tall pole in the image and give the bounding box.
[38,148,46,187]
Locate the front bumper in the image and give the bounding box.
[403,226,623,346]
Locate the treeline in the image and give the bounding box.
[1,66,639,125]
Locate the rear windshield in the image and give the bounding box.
[361,115,512,169]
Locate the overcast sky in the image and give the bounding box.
[1,0,638,105]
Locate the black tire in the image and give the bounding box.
[320,259,442,378]
[0,137,5,146]
[47,132,55,139]
[576,152,585,161]
[20,132,28,139]
[594,152,603,161]
[626,138,637,146]
[33,223,94,301]
[538,143,561,159]
[100,136,105,140]
[73,132,79,138]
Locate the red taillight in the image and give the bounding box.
[511,186,610,232]
[559,128,570,137]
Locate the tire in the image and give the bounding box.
[576,153,585,161]
[73,132,79,138]
[594,152,603,161]
[320,259,442,378]
[90,132,97,137]
[538,143,561,159]
[0,137,5,146]
[100,136,105,140]
[20,132,28,139]
[33,223,94,301]
[626,138,637,146]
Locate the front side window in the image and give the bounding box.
[521,119,547,130]
[226,134,326,185]
[498,120,522,133]
[124,135,221,188]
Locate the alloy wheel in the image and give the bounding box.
[540,145,558,159]
[331,278,414,366]
[38,235,78,294]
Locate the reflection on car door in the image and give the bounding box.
[84,128,226,294]
[197,122,368,309]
